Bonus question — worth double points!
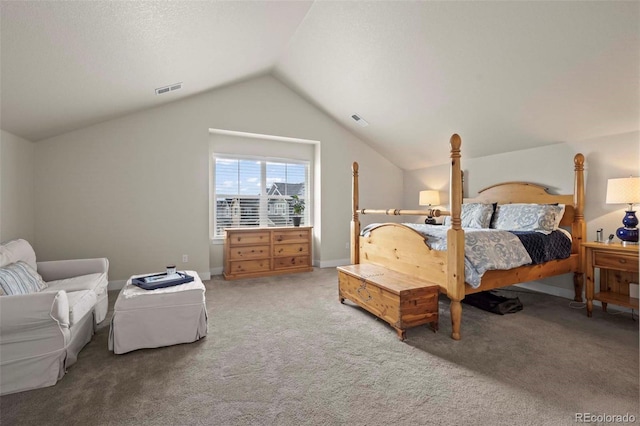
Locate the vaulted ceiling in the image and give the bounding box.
[1,1,638,169]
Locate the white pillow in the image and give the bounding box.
[0,245,11,269]
[443,203,495,228]
[0,239,37,271]
[491,203,564,234]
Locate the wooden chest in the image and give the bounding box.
[337,263,439,341]
[223,227,313,280]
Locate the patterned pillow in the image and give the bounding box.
[444,203,495,228]
[0,261,48,296]
[554,204,566,229]
[491,203,564,234]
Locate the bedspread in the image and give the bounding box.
[510,230,572,264]
[362,224,534,288]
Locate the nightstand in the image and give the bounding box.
[582,242,639,317]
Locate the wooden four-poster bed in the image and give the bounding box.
[344,134,586,340]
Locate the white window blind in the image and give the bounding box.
[213,156,309,238]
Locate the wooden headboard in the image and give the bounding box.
[464,153,586,254]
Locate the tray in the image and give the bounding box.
[131,271,195,290]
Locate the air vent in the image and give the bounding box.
[351,113,369,127]
[155,82,183,95]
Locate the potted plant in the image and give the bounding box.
[291,195,305,227]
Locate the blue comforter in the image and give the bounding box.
[509,230,572,264]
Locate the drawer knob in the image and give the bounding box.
[619,259,627,264]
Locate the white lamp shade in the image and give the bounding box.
[419,190,440,206]
[606,177,640,205]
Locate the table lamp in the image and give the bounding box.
[606,176,640,245]
[419,190,440,224]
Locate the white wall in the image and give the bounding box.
[404,131,639,298]
[34,75,403,281]
[0,130,35,243]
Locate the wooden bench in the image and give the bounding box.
[337,263,439,341]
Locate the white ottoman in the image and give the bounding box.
[108,270,207,354]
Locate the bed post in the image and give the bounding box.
[447,134,465,340]
[351,162,360,265]
[573,153,586,302]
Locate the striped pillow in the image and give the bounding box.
[0,261,48,296]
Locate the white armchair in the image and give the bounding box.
[0,239,109,395]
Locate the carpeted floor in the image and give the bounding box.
[1,267,638,425]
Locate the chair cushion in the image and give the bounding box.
[65,290,97,327]
[46,272,108,298]
[0,239,37,270]
[0,261,48,296]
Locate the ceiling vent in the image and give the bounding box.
[155,82,183,95]
[351,114,369,127]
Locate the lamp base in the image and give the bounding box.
[616,210,639,244]
[617,227,639,245]
[425,217,436,225]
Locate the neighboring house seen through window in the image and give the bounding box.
[213,155,309,238]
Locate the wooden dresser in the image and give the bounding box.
[223,226,313,280]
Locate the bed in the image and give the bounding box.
[349,134,586,340]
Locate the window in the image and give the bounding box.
[212,155,309,238]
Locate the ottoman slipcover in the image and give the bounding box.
[108,271,207,354]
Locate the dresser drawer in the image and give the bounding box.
[274,256,310,270]
[273,229,310,244]
[229,259,270,274]
[227,231,270,246]
[273,243,309,257]
[594,252,639,272]
[228,245,270,261]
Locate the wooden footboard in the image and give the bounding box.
[359,223,448,288]
[349,134,585,340]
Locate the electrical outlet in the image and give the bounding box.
[345,242,349,249]
[182,254,188,263]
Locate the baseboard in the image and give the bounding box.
[318,258,351,268]
[514,281,635,313]
[210,267,223,277]
[108,280,127,291]
[515,281,575,300]
[108,270,211,290]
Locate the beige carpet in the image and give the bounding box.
[1,267,638,425]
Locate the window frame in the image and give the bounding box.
[211,153,311,241]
